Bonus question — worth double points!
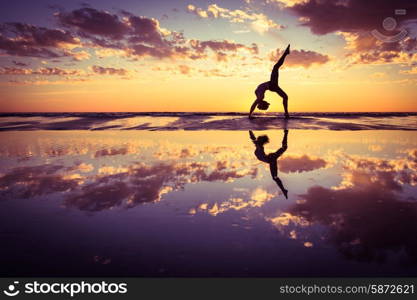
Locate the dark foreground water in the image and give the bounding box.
[0,129,417,276]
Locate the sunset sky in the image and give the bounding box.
[0,0,416,112]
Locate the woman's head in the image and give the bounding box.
[256,135,269,145]
[257,100,270,110]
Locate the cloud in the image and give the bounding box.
[269,48,330,68]
[187,4,210,18]
[57,7,130,39]
[0,65,129,81]
[58,7,189,60]
[285,0,417,65]
[126,15,169,46]
[400,66,417,74]
[35,67,84,76]
[91,65,128,76]
[370,72,387,79]
[95,48,126,58]
[348,49,417,65]
[288,0,417,35]
[198,68,234,77]
[341,33,417,65]
[127,44,174,59]
[187,3,284,34]
[191,39,258,54]
[0,67,31,75]
[12,60,29,67]
[278,154,327,173]
[0,67,84,76]
[178,64,191,74]
[188,39,258,62]
[4,78,90,86]
[0,6,260,65]
[0,22,80,58]
[57,7,180,59]
[272,0,309,8]
[72,50,91,61]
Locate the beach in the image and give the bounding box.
[0,115,416,276]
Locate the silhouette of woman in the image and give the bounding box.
[249,44,290,119]
[249,129,289,198]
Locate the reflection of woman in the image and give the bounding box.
[249,129,288,198]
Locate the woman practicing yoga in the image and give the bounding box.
[249,44,290,119]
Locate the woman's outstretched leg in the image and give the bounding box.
[273,175,288,199]
[268,160,288,199]
[270,45,290,118]
[269,44,290,90]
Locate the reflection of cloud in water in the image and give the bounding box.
[338,151,417,188]
[153,143,253,164]
[279,151,417,263]
[63,161,258,212]
[1,129,416,277]
[94,147,129,157]
[0,135,155,158]
[0,164,81,199]
[190,187,276,216]
[266,212,310,227]
[0,157,259,212]
[278,154,327,173]
[368,144,382,152]
[77,163,94,173]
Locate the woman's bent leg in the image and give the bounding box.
[275,87,289,117]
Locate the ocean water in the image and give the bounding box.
[0,112,416,130]
[0,129,416,276]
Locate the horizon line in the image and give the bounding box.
[1,111,417,115]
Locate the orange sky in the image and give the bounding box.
[0,0,416,112]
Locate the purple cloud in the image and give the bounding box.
[0,22,79,58]
[289,0,417,35]
[0,5,260,63]
[91,65,128,76]
[57,7,129,39]
[270,48,330,68]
